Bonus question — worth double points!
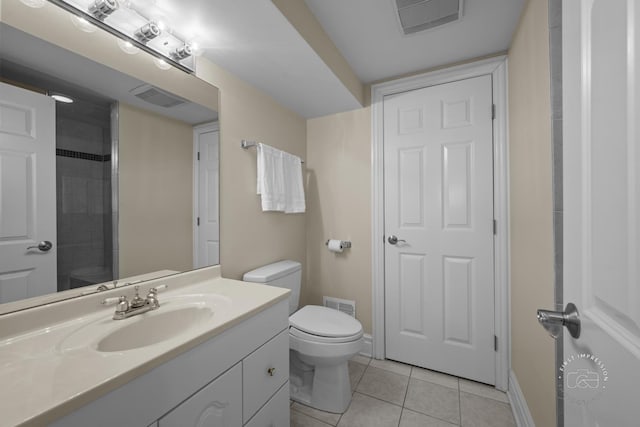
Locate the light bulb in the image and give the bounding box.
[134,21,161,43]
[89,0,119,21]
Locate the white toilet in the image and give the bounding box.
[243,260,363,413]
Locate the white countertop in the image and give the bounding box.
[0,266,290,427]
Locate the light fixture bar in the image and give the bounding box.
[46,0,195,74]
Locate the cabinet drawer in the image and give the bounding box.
[159,363,242,427]
[244,382,290,427]
[242,330,289,422]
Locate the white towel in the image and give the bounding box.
[282,151,305,213]
[257,143,286,211]
[256,143,305,213]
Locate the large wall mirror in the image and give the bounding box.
[0,1,220,311]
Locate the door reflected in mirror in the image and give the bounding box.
[0,21,220,309]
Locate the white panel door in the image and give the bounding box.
[562,1,640,425]
[196,126,219,267]
[384,75,495,384]
[0,82,56,303]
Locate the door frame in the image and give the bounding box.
[192,121,219,269]
[370,56,510,390]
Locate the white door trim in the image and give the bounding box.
[193,121,219,269]
[371,56,510,390]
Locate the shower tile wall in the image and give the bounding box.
[56,109,113,291]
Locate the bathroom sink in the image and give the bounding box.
[57,294,230,353]
[96,306,213,352]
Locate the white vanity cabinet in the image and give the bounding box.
[51,299,290,427]
[242,330,289,422]
[159,363,242,427]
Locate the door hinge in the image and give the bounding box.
[493,219,497,235]
[491,104,496,120]
[197,152,200,161]
[494,335,498,351]
[197,217,200,226]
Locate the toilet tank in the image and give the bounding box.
[243,260,301,315]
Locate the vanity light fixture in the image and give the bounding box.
[155,19,167,31]
[172,44,193,60]
[48,0,197,73]
[89,0,119,21]
[134,21,161,43]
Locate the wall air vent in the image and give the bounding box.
[129,84,187,108]
[323,296,356,318]
[395,0,463,35]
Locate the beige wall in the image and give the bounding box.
[508,0,556,425]
[305,108,372,332]
[195,59,307,283]
[118,103,194,277]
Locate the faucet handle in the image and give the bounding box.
[101,295,122,306]
[146,284,167,309]
[102,295,129,314]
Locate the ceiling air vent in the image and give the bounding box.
[395,0,463,35]
[129,84,187,108]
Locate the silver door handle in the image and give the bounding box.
[387,235,406,245]
[27,241,53,252]
[537,303,581,339]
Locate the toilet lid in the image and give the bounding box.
[289,305,363,338]
[290,326,363,344]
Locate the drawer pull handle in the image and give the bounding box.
[267,367,276,376]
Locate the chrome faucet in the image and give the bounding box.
[101,285,168,320]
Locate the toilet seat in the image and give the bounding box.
[289,326,363,343]
[289,305,363,339]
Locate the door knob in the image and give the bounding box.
[27,241,53,252]
[387,235,406,245]
[537,303,581,339]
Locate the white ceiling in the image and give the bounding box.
[304,0,526,84]
[78,0,526,118]
[151,0,362,118]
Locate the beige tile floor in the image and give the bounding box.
[290,356,516,427]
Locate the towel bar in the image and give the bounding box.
[241,140,305,163]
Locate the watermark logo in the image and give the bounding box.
[560,353,608,402]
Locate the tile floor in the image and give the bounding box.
[290,356,516,427]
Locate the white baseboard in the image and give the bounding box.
[507,370,535,427]
[359,334,373,358]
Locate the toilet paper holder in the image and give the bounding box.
[325,240,352,249]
